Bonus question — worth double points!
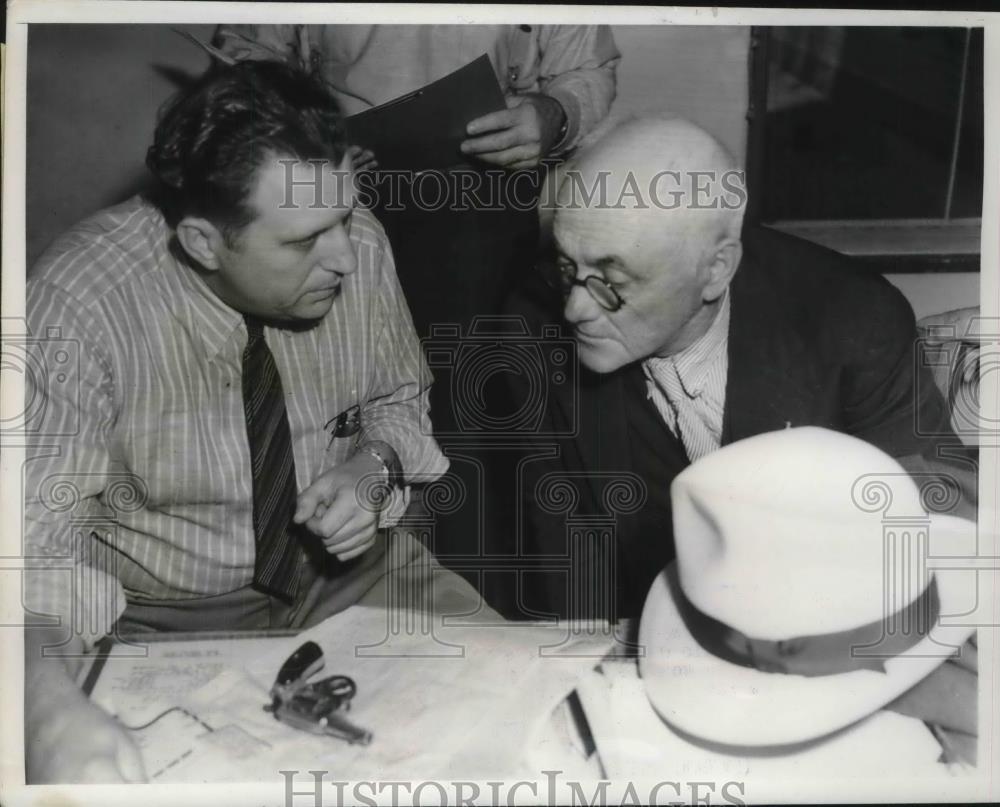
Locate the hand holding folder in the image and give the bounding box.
[344,54,507,173]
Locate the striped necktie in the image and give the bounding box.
[242,316,301,602]
[645,357,717,463]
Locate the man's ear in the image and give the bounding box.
[175,217,226,271]
[700,236,742,303]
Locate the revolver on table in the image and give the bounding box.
[264,640,373,745]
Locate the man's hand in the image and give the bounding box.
[883,635,977,764]
[25,628,147,784]
[348,144,378,174]
[27,693,147,783]
[462,93,566,170]
[294,448,388,561]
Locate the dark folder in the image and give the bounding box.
[344,54,507,173]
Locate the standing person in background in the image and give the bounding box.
[212,25,618,172]
[214,25,620,607]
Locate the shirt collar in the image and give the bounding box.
[646,291,731,398]
[163,241,245,361]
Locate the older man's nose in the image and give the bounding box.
[562,283,600,325]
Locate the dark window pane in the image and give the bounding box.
[761,27,980,222]
[952,28,984,219]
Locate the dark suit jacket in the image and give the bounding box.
[506,225,974,620]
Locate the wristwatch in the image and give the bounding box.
[551,99,569,154]
[556,108,569,143]
[358,443,402,490]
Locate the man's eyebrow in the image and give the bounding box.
[594,256,626,272]
[282,226,327,245]
[282,201,356,244]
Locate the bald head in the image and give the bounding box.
[581,117,739,171]
[557,117,746,242]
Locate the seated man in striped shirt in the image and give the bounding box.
[24,60,448,782]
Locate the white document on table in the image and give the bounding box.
[88,638,301,782]
[87,613,615,782]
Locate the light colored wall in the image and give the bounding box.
[26,24,217,266]
[609,26,750,164]
[885,273,980,320]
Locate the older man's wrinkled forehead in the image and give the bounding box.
[553,118,745,248]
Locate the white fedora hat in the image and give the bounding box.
[639,426,976,747]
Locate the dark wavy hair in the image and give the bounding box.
[146,60,347,243]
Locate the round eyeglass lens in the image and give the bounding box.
[585,276,621,310]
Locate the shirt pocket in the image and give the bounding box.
[122,408,247,510]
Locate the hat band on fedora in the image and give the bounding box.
[675,577,941,677]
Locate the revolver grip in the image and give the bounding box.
[276,641,325,686]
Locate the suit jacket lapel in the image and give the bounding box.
[722,243,824,445]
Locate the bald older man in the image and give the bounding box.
[509,118,974,622]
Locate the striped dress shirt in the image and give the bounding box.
[25,195,447,641]
[642,293,731,462]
